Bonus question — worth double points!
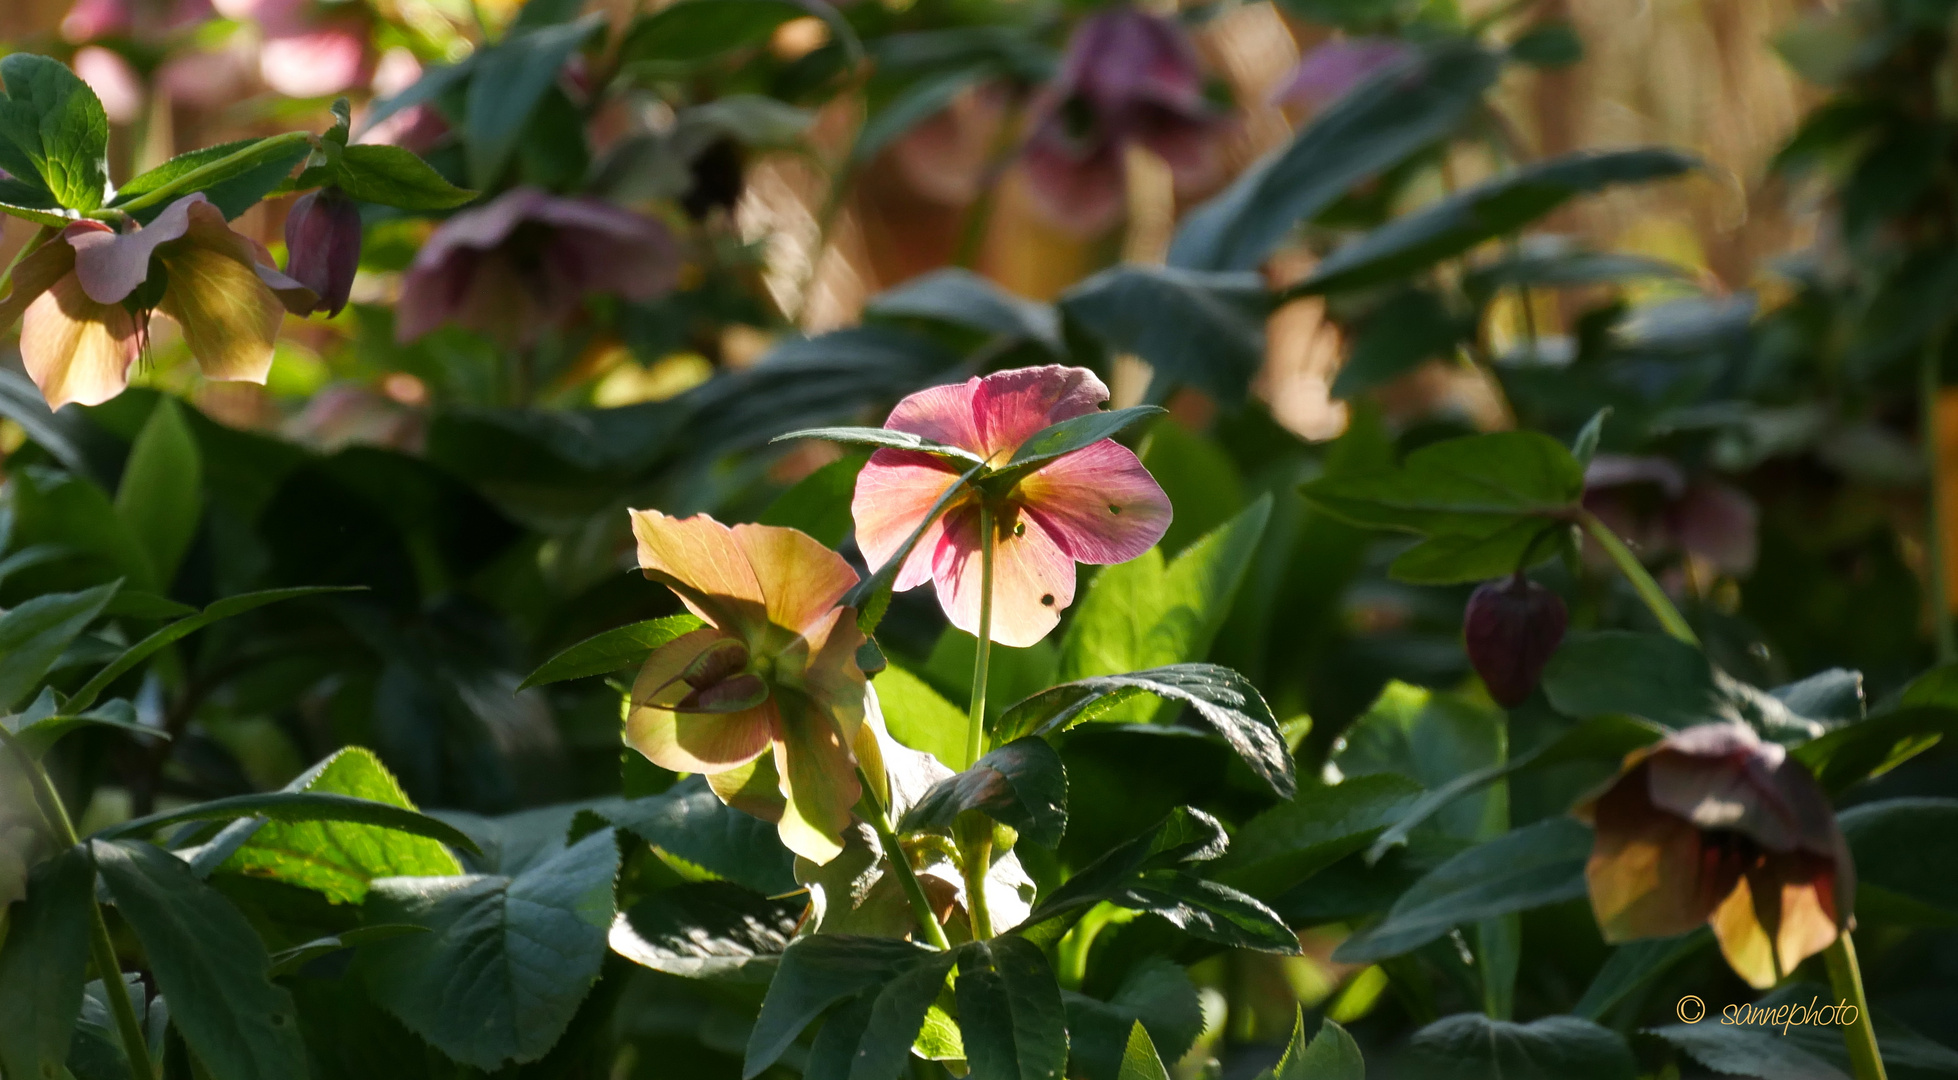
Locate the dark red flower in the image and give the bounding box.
[1463,573,1567,707]
[284,187,362,318]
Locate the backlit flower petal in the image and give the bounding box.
[629,510,769,640]
[626,627,774,774]
[771,686,861,864]
[970,364,1108,459]
[708,753,788,824]
[1585,762,1736,942]
[932,504,1076,647]
[68,195,197,305]
[1018,439,1171,564]
[155,241,285,384]
[852,449,965,587]
[20,271,142,410]
[884,378,985,454]
[731,522,860,641]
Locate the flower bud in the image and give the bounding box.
[283,187,362,317]
[1462,573,1568,706]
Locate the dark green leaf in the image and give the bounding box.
[621,0,808,65]
[854,67,992,164]
[1114,1022,1172,1080]
[899,736,1068,847]
[1023,807,1227,935]
[773,425,987,467]
[1169,42,1502,271]
[0,580,118,711]
[1059,265,1269,407]
[101,591,198,620]
[1462,250,1687,305]
[610,882,802,982]
[359,828,620,1070]
[999,664,1294,800]
[1003,406,1168,472]
[6,699,168,756]
[94,790,480,855]
[0,370,91,476]
[1404,1014,1635,1080]
[1541,631,1718,728]
[1840,797,1958,924]
[1509,22,1584,68]
[92,839,307,1080]
[744,935,940,1077]
[1792,706,1958,794]
[867,268,1063,352]
[519,613,707,689]
[846,947,963,1080]
[465,16,605,187]
[216,746,468,903]
[1572,929,1708,1020]
[1294,149,1698,295]
[1645,1022,1846,1080]
[955,937,1067,1080]
[111,136,311,222]
[1332,817,1592,962]
[1332,287,1467,397]
[760,452,869,549]
[265,925,428,977]
[332,144,476,210]
[1116,872,1299,952]
[1213,773,1424,896]
[114,397,202,588]
[1264,1008,1364,1080]
[0,54,109,211]
[598,777,798,895]
[0,845,93,1080]
[1063,959,1203,1080]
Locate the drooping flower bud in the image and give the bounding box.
[284,187,363,318]
[1462,573,1567,707]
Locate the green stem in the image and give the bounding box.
[0,730,156,1080]
[957,817,994,941]
[967,502,995,770]
[855,766,951,952]
[1578,509,1700,646]
[109,132,314,216]
[1825,932,1888,1080]
[1922,331,1956,664]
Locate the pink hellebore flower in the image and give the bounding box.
[625,512,872,864]
[396,187,678,347]
[0,193,315,410]
[1021,7,1227,234]
[851,366,1173,648]
[1270,37,1412,108]
[1584,455,1759,577]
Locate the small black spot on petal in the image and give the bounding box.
[1040,594,1055,606]
[1013,521,1027,537]
[1108,503,1122,514]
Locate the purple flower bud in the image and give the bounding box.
[283,187,362,318]
[1463,573,1568,707]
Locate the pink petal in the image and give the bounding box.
[731,522,861,639]
[1671,483,1758,576]
[62,0,132,42]
[851,448,965,588]
[1270,38,1413,108]
[629,510,770,640]
[72,47,144,125]
[1018,439,1171,564]
[261,26,369,99]
[971,364,1108,459]
[627,628,775,774]
[67,195,201,305]
[20,272,143,410]
[883,377,985,454]
[1020,122,1126,235]
[932,504,1076,648]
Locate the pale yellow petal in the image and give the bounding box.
[19,273,139,410]
[156,244,283,384]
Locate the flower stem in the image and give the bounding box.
[957,816,995,941]
[855,765,951,952]
[0,730,156,1080]
[110,131,315,216]
[1578,509,1700,647]
[1921,331,1956,664]
[1825,932,1889,1080]
[967,502,995,770]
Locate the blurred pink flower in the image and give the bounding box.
[62,0,212,43]
[260,22,369,98]
[72,46,144,124]
[1270,37,1411,108]
[1020,7,1227,234]
[61,0,130,42]
[851,365,1173,647]
[284,187,362,317]
[395,187,679,347]
[156,39,255,108]
[359,49,449,153]
[1584,455,1759,577]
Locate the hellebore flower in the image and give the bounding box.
[1269,37,1412,108]
[285,186,362,317]
[0,193,315,410]
[1578,722,1854,988]
[1462,572,1567,707]
[624,511,872,864]
[1020,7,1227,233]
[1584,455,1759,578]
[851,365,1173,648]
[397,187,678,347]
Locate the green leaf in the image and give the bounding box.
[1002,406,1168,474]
[0,199,71,226]
[1331,287,1467,398]
[1022,807,1237,942]
[1333,682,1505,843]
[760,452,869,549]
[610,882,802,982]
[0,580,118,711]
[1541,631,1719,728]
[94,791,480,855]
[745,935,940,1077]
[1403,1014,1635,1080]
[0,371,90,476]
[621,0,808,65]
[91,839,307,1080]
[114,397,203,588]
[1462,249,1687,307]
[1299,431,1583,584]
[65,585,364,714]
[867,268,1063,353]
[1262,1008,1364,1080]
[1169,42,1502,271]
[773,425,987,467]
[519,613,707,689]
[1059,265,1269,407]
[265,924,427,977]
[331,144,476,210]
[0,54,109,212]
[1059,497,1272,719]
[1509,21,1584,67]
[1116,872,1299,953]
[110,136,312,222]
[1840,797,1958,924]
[845,947,963,1080]
[9,465,152,587]
[0,845,93,1080]
[898,736,1068,847]
[466,17,605,187]
[213,746,468,903]
[1140,421,1245,558]
[597,777,797,895]
[873,661,968,768]
[1572,929,1708,1020]
[853,66,991,164]
[1332,817,1592,963]
[1645,1022,1846,1080]
[6,698,168,756]
[358,828,620,1070]
[955,937,1067,1080]
[1792,706,1958,794]
[1213,773,1425,897]
[1064,960,1203,1080]
[1114,1022,1172,1080]
[997,664,1295,799]
[1294,149,1699,295]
